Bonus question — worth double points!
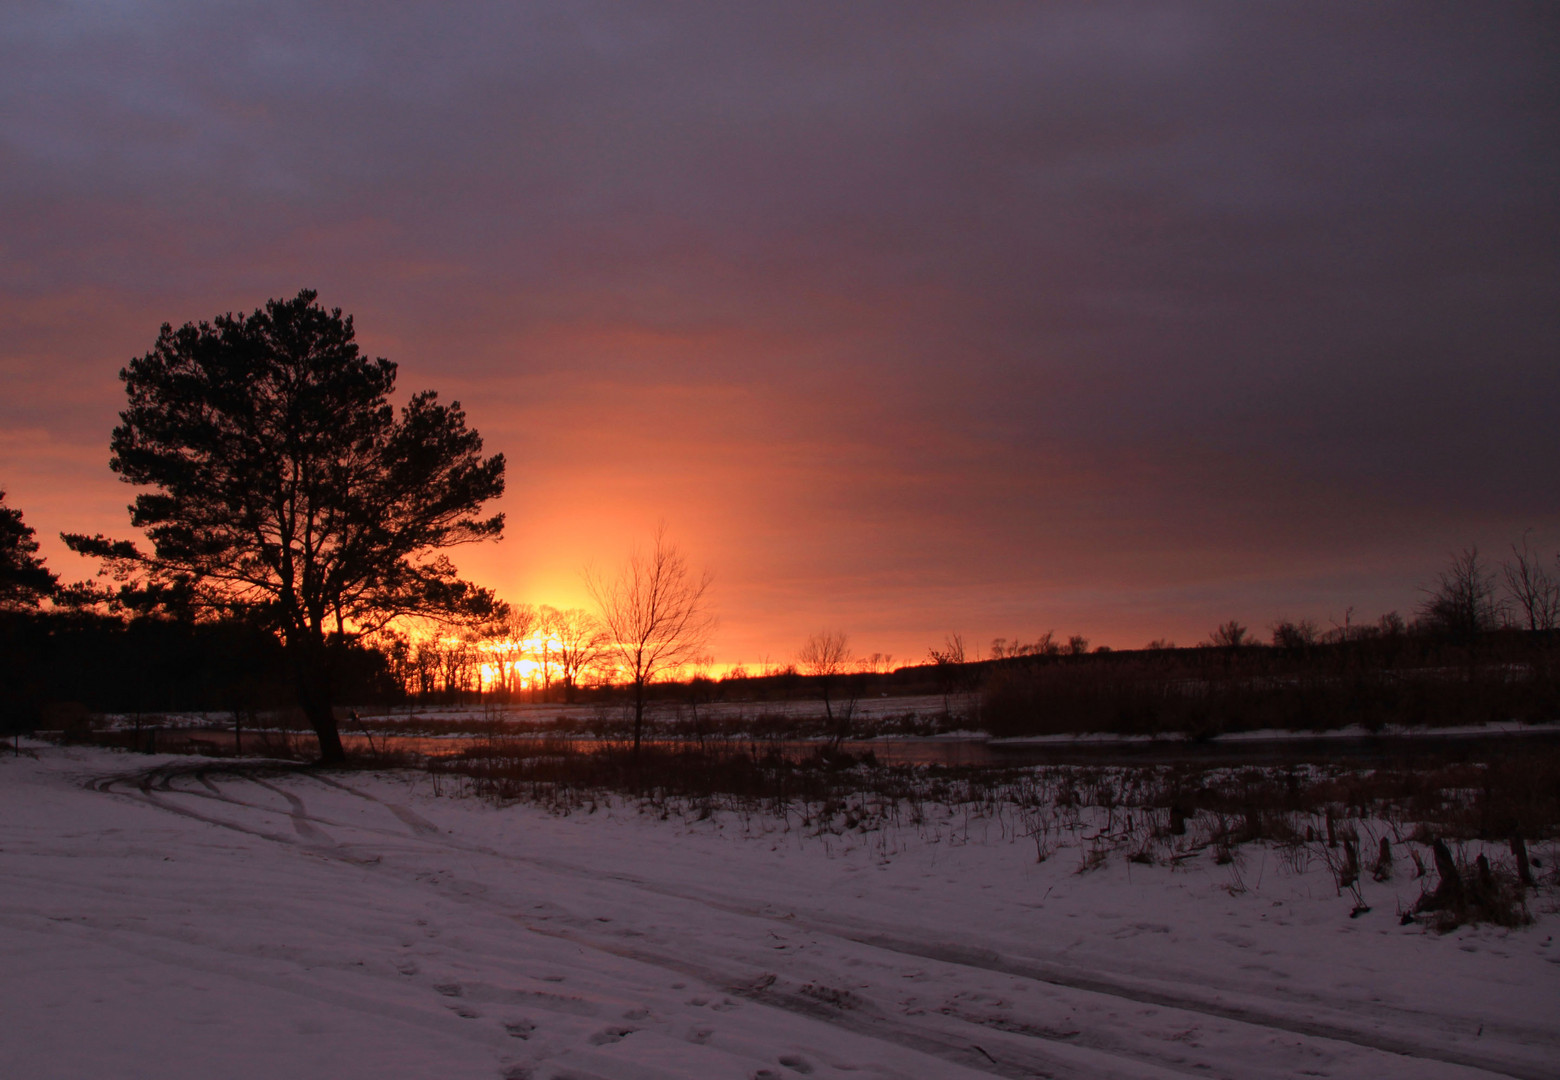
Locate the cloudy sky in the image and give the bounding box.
[2,2,1556,665]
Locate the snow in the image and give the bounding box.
[3,743,1557,1080]
[96,694,965,733]
[992,720,1560,746]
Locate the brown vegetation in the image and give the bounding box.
[979,632,1560,738]
[421,738,1556,929]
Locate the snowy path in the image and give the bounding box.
[3,746,1557,1079]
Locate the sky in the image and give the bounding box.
[2,2,1557,667]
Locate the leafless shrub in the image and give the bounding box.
[1016,804,1059,863]
[1502,536,1560,632]
[1420,547,1502,641]
[1271,619,1320,649]
[1208,620,1250,648]
[797,630,858,747]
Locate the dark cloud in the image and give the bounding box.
[2,2,1556,656]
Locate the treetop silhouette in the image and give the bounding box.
[0,489,57,611]
[66,290,505,761]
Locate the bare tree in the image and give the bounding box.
[991,632,1060,659]
[798,629,856,745]
[462,606,513,698]
[1421,546,1501,641]
[1323,606,1361,645]
[478,603,539,697]
[798,629,851,678]
[859,651,894,674]
[584,526,715,753]
[928,631,967,667]
[1502,536,1560,632]
[533,605,558,701]
[1271,619,1319,649]
[548,607,607,702]
[436,634,479,699]
[410,635,440,698]
[927,631,977,714]
[1207,620,1250,648]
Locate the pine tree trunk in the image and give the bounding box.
[293,635,345,764]
[304,698,346,764]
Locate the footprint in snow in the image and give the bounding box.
[588,1026,637,1045]
[434,983,463,997]
[395,960,418,976]
[778,1054,814,1074]
[503,1019,535,1040]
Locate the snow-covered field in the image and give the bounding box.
[98,694,966,733]
[3,743,1557,1080]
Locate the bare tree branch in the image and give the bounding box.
[584,524,715,753]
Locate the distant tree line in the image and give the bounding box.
[1188,543,1556,653]
[10,457,1559,745]
[2,491,396,735]
[8,362,1560,756]
[970,544,1560,739]
[371,603,609,705]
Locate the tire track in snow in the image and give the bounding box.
[84,766,1196,1077]
[90,763,1549,1080]
[523,907,1545,1080]
[830,933,1549,1080]
[518,865,1559,1079]
[316,778,1560,1080]
[246,776,334,843]
[117,764,442,846]
[90,764,380,862]
[306,771,444,835]
[86,764,301,848]
[523,924,1195,1080]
